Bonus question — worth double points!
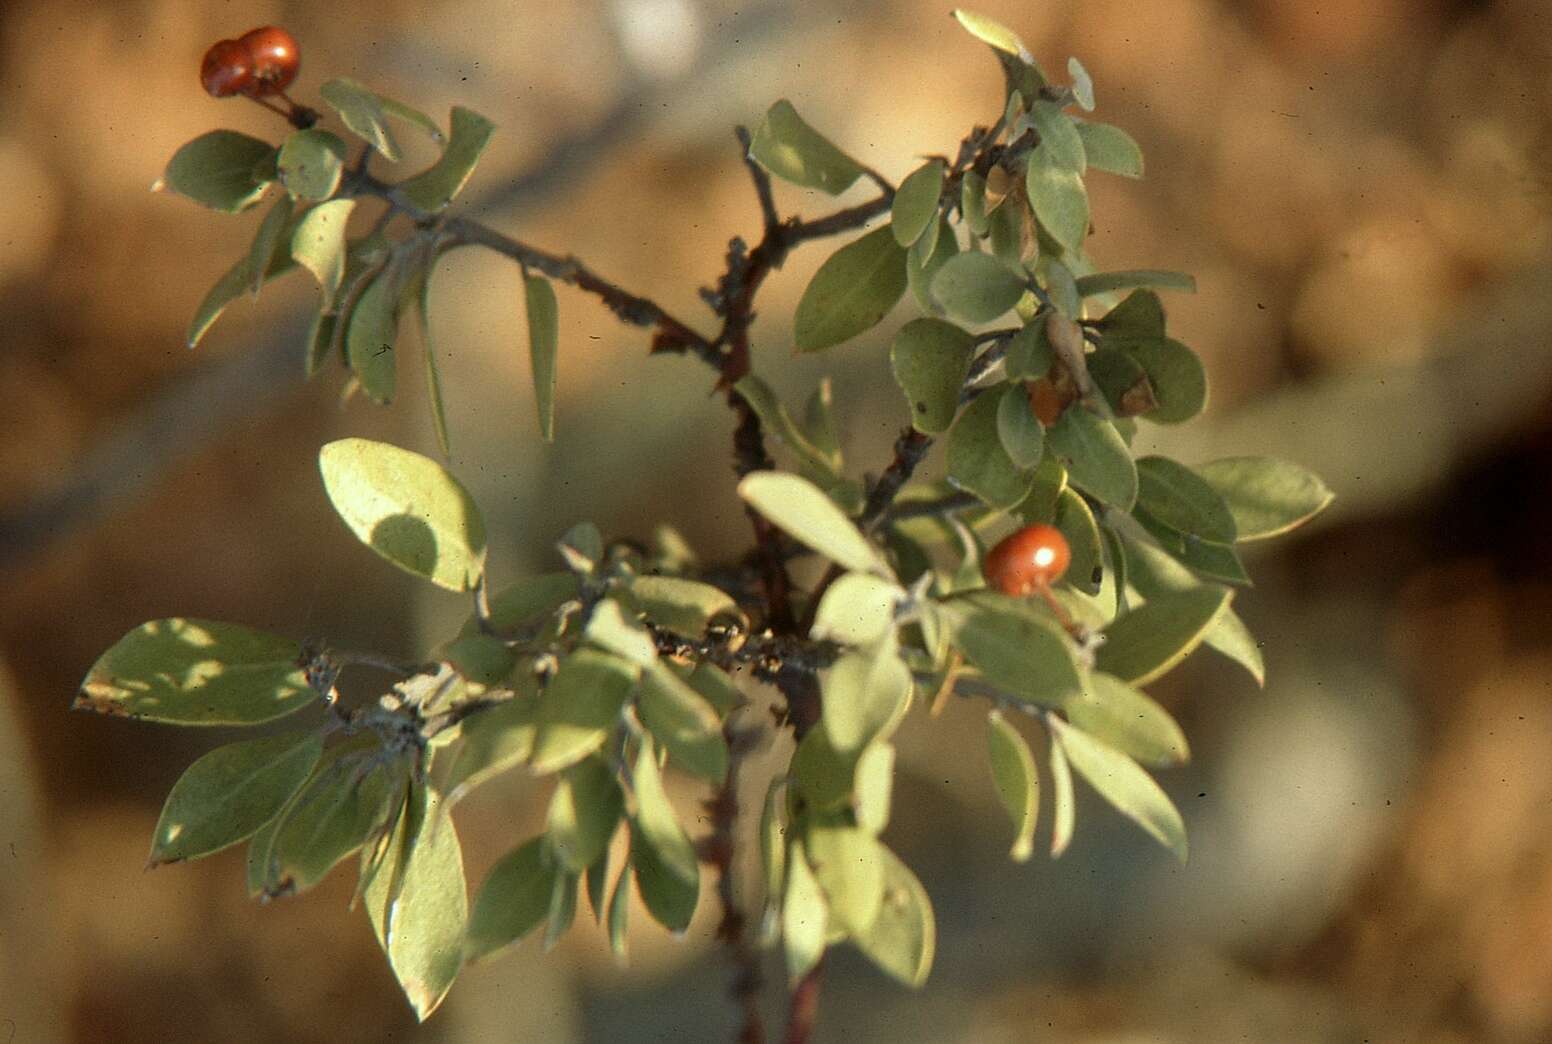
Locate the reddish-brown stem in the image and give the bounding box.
[783,959,825,1044]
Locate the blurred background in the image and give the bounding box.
[2,0,1550,1040]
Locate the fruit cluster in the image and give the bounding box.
[200,26,300,99]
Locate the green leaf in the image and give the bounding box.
[852,845,935,988]
[760,780,788,928]
[940,597,1083,706]
[794,226,908,352]
[1038,255,1081,318]
[631,575,741,639]
[1086,347,1155,417]
[277,129,347,202]
[319,78,401,161]
[1027,163,1089,255]
[805,823,884,933]
[1045,407,1137,509]
[607,862,632,959]
[734,375,842,478]
[790,726,861,813]
[952,9,1033,60]
[1095,585,1231,686]
[75,618,314,725]
[1136,456,1237,544]
[802,379,844,464]
[1053,487,1103,594]
[1198,456,1334,541]
[986,711,1038,861]
[1075,270,1195,297]
[530,650,635,774]
[319,438,487,590]
[522,274,559,441]
[1101,289,1165,339]
[889,318,975,434]
[1133,506,1251,585]
[150,729,322,865]
[1051,718,1187,861]
[1049,731,1075,856]
[1004,320,1054,380]
[466,572,580,636]
[687,662,742,719]
[854,743,895,835]
[947,392,1035,510]
[543,869,579,952]
[344,269,400,404]
[290,199,357,311]
[995,383,1045,469]
[987,200,1027,267]
[960,171,990,237]
[1026,101,1086,173]
[1074,121,1143,178]
[1115,337,1206,424]
[584,598,657,667]
[782,840,828,983]
[747,99,864,195]
[1065,672,1188,767]
[265,743,398,895]
[1067,56,1095,111]
[547,757,624,872]
[244,195,295,296]
[412,252,453,458]
[822,638,912,755]
[246,812,284,898]
[908,214,959,314]
[444,693,538,801]
[400,106,496,212]
[367,786,466,1020]
[586,845,612,924]
[810,572,901,646]
[738,471,889,576]
[891,160,945,247]
[187,242,293,349]
[637,663,728,782]
[160,130,275,212]
[630,740,699,932]
[931,252,1029,325]
[378,95,445,144]
[560,523,603,572]
[466,837,555,961]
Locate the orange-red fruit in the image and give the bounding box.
[200,38,254,97]
[238,26,300,95]
[984,524,1071,596]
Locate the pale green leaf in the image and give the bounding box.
[947,392,1035,510]
[1198,456,1334,541]
[1075,270,1195,297]
[277,129,346,202]
[547,757,624,872]
[630,739,699,932]
[400,107,496,212]
[810,572,901,645]
[734,375,841,478]
[747,99,864,195]
[939,597,1083,706]
[1027,163,1089,254]
[290,199,357,311]
[783,840,828,983]
[1045,407,1137,509]
[631,575,741,639]
[444,692,538,801]
[852,845,934,987]
[891,160,945,247]
[1052,718,1187,861]
[319,78,401,161]
[931,252,1029,324]
[1053,487,1103,594]
[889,317,975,434]
[1074,121,1143,178]
[525,274,559,441]
[465,837,555,960]
[584,598,657,667]
[319,438,486,590]
[638,663,728,782]
[822,638,912,755]
[75,618,314,725]
[530,650,634,775]
[345,269,399,404]
[738,471,889,576]
[986,711,1038,861]
[160,130,275,212]
[805,823,884,933]
[1065,672,1189,767]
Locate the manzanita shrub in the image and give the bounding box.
[79,11,1334,1037]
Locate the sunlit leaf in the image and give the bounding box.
[783,840,828,983]
[75,618,314,725]
[584,598,657,667]
[852,844,935,987]
[1075,270,1195,297]
[400,107,496,212]
[1197,456,1335,541]
[822,638,911,755]
[277,129,347,202]
[854,743,895,836]
[320,78,401,161]
[637,663,728,782]
[631,739,699,932]
[1095,585,1231,686]
[1074,121,1143,178]
[891,159,945,247]
[738,471,890,576]
[631,575,742,640]
[1027,162,1088,255]
[1049,730,1075,857]
[1064,671,1188,767]
[1067,56,1095,111]
[547,757,624,872]
[319,438,486,590]
[150,729,323,865]
[1051,718,1187,861]
[290,199,357,312]
[805,822,884,933]
[794,225,909,352]
[465,837,555,960]
[529,650,634,774]
[747,99,864,195]
[810,572,901,646]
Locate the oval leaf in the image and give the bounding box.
[1118,337,1206,424]
[75,618,314,725]
[1065,672,1189,767]
[1026,163,1089,255]
[523,274,559,441]
[890,317,975,434]
[1045,407,1137,510]
[1053,487,1103,594]
[150,729,323,865]
[891,160,945,247]
[401,107,496,212]
[931,252,1028,324]
[530,650,635,775]
[1197,456,1334,541]
[852,844,935,987]
[822,639,912,755]
[291,199,357,311]
[782,840,828,983]
[345,270,400,404]
[161,130,275,212]
[320,78,401,161]
[631,739,699,932]
[632,575,741,640]
[738,471,888,576]
[264,743,398,895]
[1136,456,1237,544]
[1074,121,1143,178]
[995,383,1045,469]
[940,597,1083,707]
[319,438,487,591]
[277,129,346,202]
[794,225,909,352]
[466,837,555,961]
[1095,585,1231,686]
[810,572,901,646]
[948,392,1035,510]
[638,663,728,782]
[547,757,625,872]
[747,99,864,195]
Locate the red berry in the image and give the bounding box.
[200,39,254,97]
[237,26,300,96]
[984,524,1071,596]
